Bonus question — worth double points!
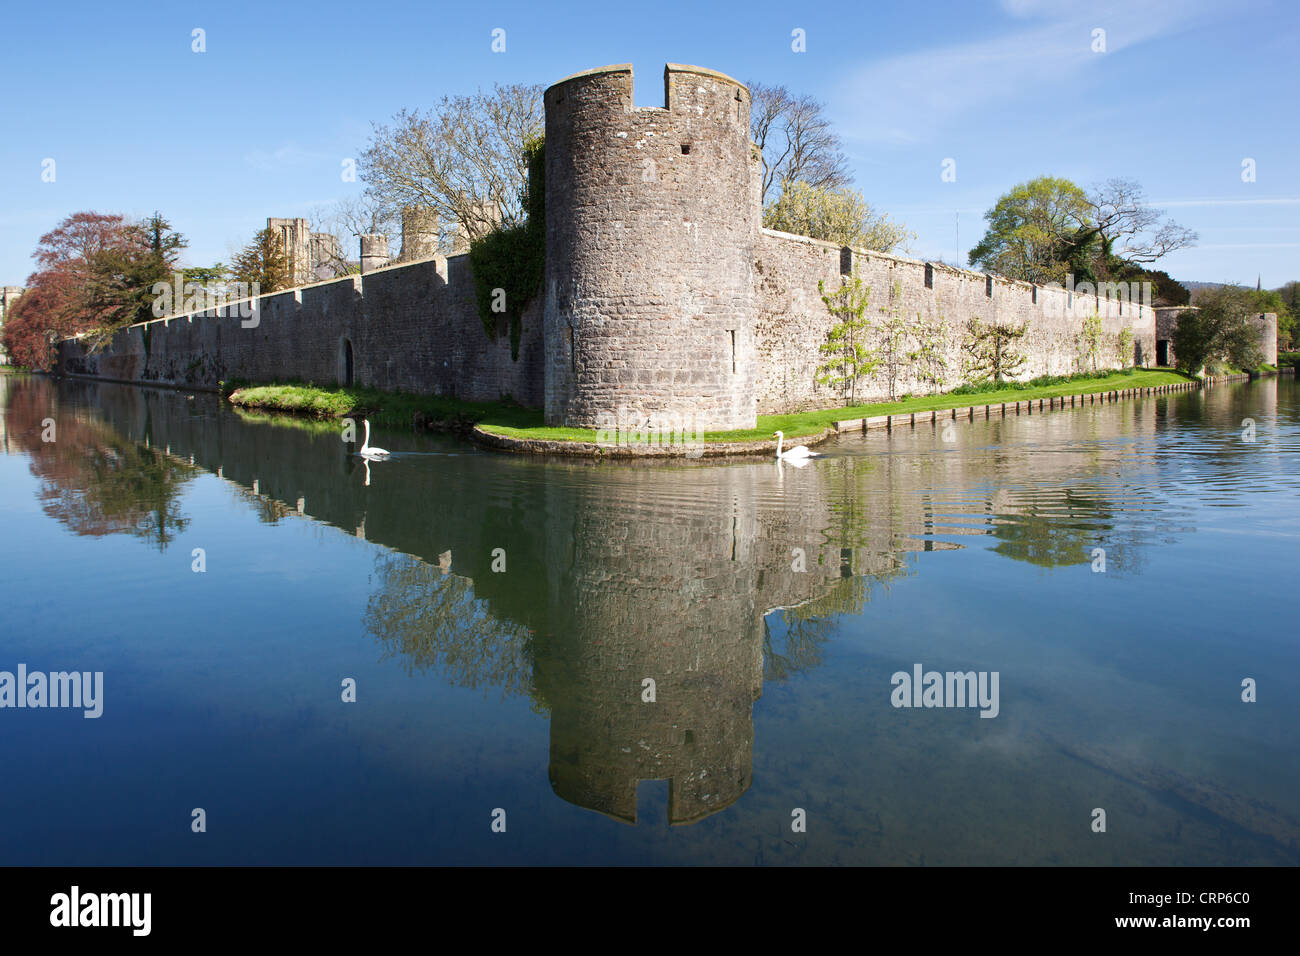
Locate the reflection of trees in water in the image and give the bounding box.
[986,486,1181,575]
[5,377,195,549]
[989,488,1112,569]
[812,434,1178,576]
[364,552,537,703]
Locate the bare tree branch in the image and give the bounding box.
[1088,177,1197,263]
[360,84,544,245]
[748,82,850,205]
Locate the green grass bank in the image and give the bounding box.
[228,367,1197,444]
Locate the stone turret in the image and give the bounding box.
[359,234,391,274]
[310,232,344,279]
[399,205,440,261]
[451,201,502,254]
[542,63,762,431]
[1253,312,1279,367]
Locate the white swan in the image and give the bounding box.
[359,419,390,460]
[774,430,817,461]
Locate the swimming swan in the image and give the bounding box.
[774,430,817,461]
[359,419,390,460]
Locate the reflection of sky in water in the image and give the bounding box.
[0,372,1296,865]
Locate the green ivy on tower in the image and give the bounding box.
[469,136,545,360]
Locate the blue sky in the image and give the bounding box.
[1,0,1296,287]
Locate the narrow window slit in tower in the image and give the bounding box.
[729,329,736,373]
[924,263,934,289]
[985,275,993,298]
[1032,286,1038,304]
[681,144,691,155]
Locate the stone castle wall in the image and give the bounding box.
[55,61,1179,425]
[1153,305,1276,370]
[58,254,544,406]
[754,230,1158,413]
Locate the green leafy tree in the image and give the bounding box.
[816,274,879,406]
[1170,285,1263,374]
[231,227,292,293]
[1078,313,1104,372]
[1116,326,1134,367]
[968,177,1091,284]
[908,307,949,396]
[181,264,228,287]
[765,180,912,253]
[970,176,1194,287]
[1119,266,1189,306]
[468,135,544,360]
[115,213,187,326]
[875,282,914,401]
[962,317,1029,385]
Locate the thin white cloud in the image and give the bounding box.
[244,143,336,171]
[1151,197,1300,207]
[1188,242,1300,250]
[833,0,1223,145]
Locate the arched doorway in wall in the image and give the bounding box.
[340,337,355,386]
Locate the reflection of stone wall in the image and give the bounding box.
[534,465,858,823]
[59,382,868,824]
[47,378,1189,824]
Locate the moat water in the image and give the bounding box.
[1,370,1297,865]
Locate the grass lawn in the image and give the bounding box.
[229,368,1197,444]
[480,368,1197,442]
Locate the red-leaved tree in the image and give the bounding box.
[1,212,159,368]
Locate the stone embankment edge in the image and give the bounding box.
[471,377,1227,458]
[470,426,837,459]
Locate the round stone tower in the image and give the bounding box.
[543,64,762,431]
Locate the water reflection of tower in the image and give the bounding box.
[535,468,766,824]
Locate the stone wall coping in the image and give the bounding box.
[760,228,1158,315]
[663,62,747,90]
[547,63,746,95]
[547,63,634,93]
[53,249,477,341]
